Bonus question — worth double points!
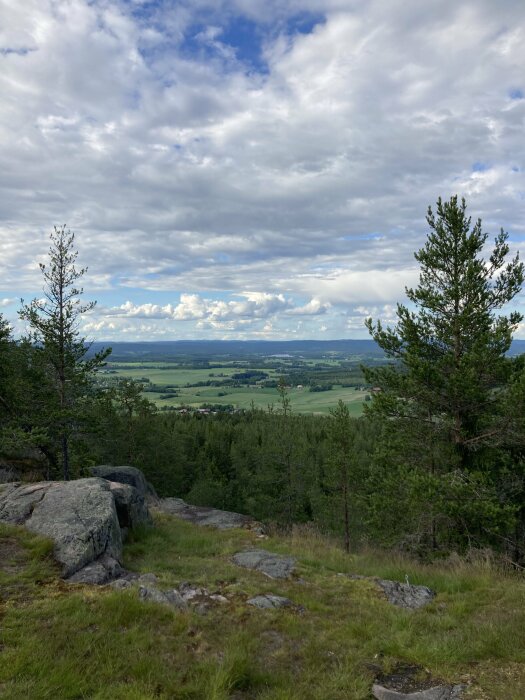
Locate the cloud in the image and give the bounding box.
[1,0,525,339]
[0,298,16,308]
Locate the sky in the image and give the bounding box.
[1,0,525,341]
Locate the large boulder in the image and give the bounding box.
[108,481,152,534]
[90,465,150,498]
[0,478,122,578]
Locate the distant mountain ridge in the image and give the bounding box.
[86,338,525,362]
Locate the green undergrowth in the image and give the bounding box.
[1,517,525,699]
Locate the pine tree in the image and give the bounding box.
[366,196,523,463]
[19,226,110,480]
[364,196,524,551]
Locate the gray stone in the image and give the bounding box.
[372,684,465,699]
[110,578,133,590]
[157,497,264,532]
[209,593,228,603]
[247,594,293,609]
[232,550,296,579]
[137,584,188,610]
[137,572,158,585]
[67,555,123,585]
[0,482,52,524]
[165,589,188,609]
[376,579,435,610]
[139,585,171,605]
[0,478,122,578]
[90,466,149,499]
[108,481,152,532]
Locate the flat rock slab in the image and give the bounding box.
[157,497,264,532]
[110,575,230,613]
[247,594,293,609]
[372,663,465,699]
[0,478,122,578]
[372,684,465,699]
[344,574,435,609]
[232,550,296,579]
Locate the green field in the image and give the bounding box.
[101,362,369,415]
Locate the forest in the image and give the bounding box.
[2,196,525,565]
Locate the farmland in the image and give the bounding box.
[95,341,385,415]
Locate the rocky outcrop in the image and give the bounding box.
[157,496,264,532]
[0,468,153,582]
[0,478,122,578]
[232,550,296,579]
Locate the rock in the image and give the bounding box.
[179,581,205,601]
[232,550,296,579]
[137,572,158,585]
[67,555,123,585]
[0,482,52,524]
[110,578,133,590]
[342,573,435,609]
[108,481,152,533]
[209,593,228,604]
[376,579,435,610]
[165,589,187,609]
[372,684,465,699]
[157,497,264,533]
[247,594,293,609]
[90,466,149,499]
[0,478,122,578]
[372,663,465,699]
[139,585,172,606]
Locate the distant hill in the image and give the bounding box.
[86,338,525,363]
[87,338,386,362]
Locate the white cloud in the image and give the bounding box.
[1,0,525,339]
[0,298,16,308]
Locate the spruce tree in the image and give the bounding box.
[19,226,110,480]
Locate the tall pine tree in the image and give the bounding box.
[19,226,110,480]
[364,196,524,552]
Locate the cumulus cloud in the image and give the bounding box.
[1,0,525,339]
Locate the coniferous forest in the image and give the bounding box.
[2,198,525,565]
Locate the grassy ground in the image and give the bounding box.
[2,518,524,699]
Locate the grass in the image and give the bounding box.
[2,517,525,698]
[102,362,368,415]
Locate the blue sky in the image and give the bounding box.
[1,0,525,340]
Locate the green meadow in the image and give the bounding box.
[2,517,525,699]
[102,362,369,415]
